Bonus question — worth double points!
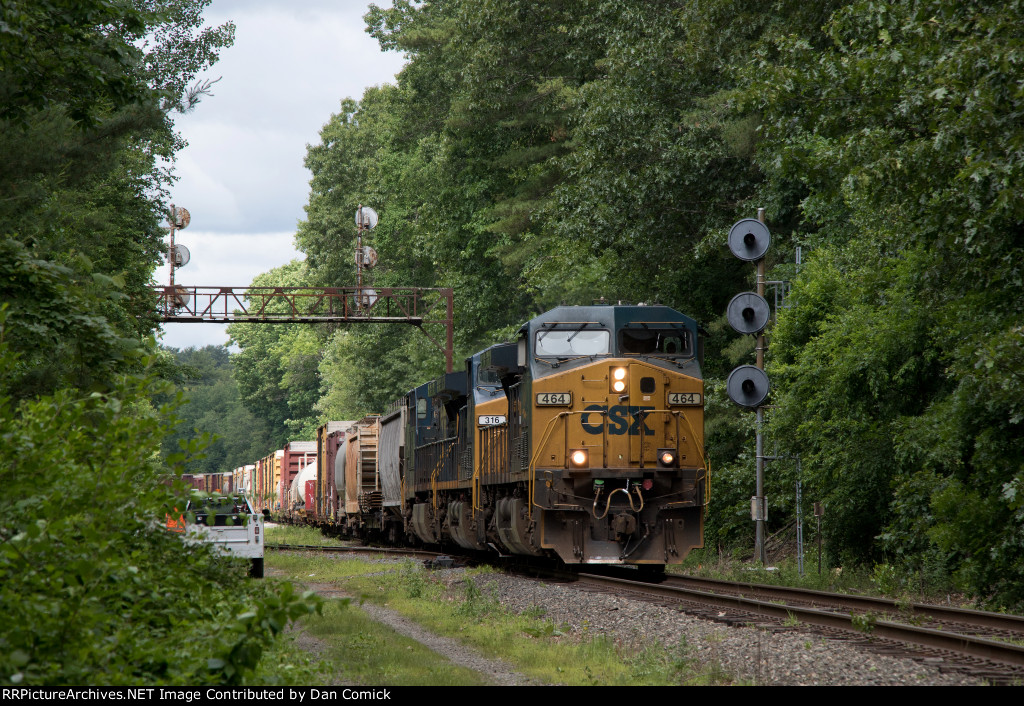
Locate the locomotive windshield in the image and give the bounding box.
[535,325,610,357]
[619,327,691,357]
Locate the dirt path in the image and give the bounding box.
[278,572,539,686]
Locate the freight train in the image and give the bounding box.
[198,303,708,566]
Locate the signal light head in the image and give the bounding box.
[657,449,678,468]
[570,449,589,468]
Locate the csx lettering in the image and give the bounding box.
[580,405,655,435]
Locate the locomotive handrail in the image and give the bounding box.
[528,411,572,518]
[428,437,457,511]
[473,422,508,514]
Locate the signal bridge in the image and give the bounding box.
[154,284,455,372]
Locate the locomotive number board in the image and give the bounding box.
[667,392,702,406]
[478,415,507,426]
[536,392,572,406]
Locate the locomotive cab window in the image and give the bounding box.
[535,324,609,357]
[478,367,501,386]
[619,327,691,357]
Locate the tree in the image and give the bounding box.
[0,1,320,683]
[157,346,277,475]
[748,0,1024,602]
[228,262,324,442]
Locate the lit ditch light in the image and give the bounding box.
[569,449,589,469]
[657,448,678,468]
[611,367,628,393]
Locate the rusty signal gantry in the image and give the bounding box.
[155,284,455,373]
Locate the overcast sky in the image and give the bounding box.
[153,0,406,350]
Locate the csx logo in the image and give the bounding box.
[580,405,655,436]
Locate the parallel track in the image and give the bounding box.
[662,575,1024,639]
[577,572,1024,684]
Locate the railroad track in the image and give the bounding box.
[662,575,1024,639]
[576,572,1024,684]
[266,545,1024,682]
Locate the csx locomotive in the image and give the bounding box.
[232,303,707,566]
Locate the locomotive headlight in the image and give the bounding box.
[569,449,589,468]
[657,449,678,468]
[611,367,628,393]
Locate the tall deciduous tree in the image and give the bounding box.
[1,1,319,684]
[749,0,1024,602]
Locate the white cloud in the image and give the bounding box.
[168,2,406,232]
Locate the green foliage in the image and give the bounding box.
[0,1,235,347]
[850,613,877,635]
[0,345,319,685]
[0,0,323,685]
[0,243,147,398]
[0,0,151,127]
[156,345,276,475]
[749,0,1024,604]
[399,560,429,600]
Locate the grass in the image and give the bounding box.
[301,600,489,686]
[265,554,739,686]
[264,523,351,547]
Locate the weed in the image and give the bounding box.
[521,605,547,619]
[456,577,499,619]
[522,620,565,639]
[851,612,877,634]
[871,563,902,595]
[783,611,800,627]
[400,560,428,599]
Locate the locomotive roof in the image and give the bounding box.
[519,304,697,333]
